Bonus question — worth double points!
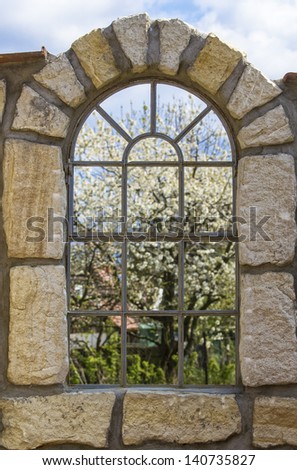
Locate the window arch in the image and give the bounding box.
[68,80,238,387]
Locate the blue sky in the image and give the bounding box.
[1,0,297,79]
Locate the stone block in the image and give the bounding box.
[240,272,297,387]
[253,397,297,448]
[12,85,70,137]
[237,105,294,148]
[158,19,193,75]
[34,53,86,108]
[237,154,296,266]
[187,34,244,94]
[0,392,115,449]
[72,29,120,89]
[3,139,66,259]
[122,392,241,445]
[113,14,151,73]
[227,65,282,119]
[0,79,6,122]
[8,265,68,385]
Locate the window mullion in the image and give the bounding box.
[174,105,212,144]
[121,161,128,386]
[178,162,185,387]
[233,160,240,385]
[96,105,132,143]
[150,81,157,134]
[68,163,75,239]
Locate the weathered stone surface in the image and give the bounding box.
[7,265,68,385]
[113,14,151,73]
[240,272,297,387]
[0,79,6,122]
[253,397,297,448]
[12,85,70,137]
[72,29,120,89]
[237,105,294,148]
[227,65,282,119]
[0,392,115,449]
[187,34,244,94]
[34,53,86,108]
[3,139,66,259]
[158,19,193,75]
[237,154,296,266]
[123,392,241,445]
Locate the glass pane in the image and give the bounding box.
[100,84,151,136]
[69,316,121,384]
[156,84,206,138]
[128,138,178,161]
[127,242,179,310]
[74,111,126,161]
[184,316,236,385]
[184,242,236,311]
[184,167,233,233]
[70,242,122,311]
[127,316,178,385]
[180,110,232,161]
[73,166,121,234]
[127,166,179,229]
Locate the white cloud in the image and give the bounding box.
[0,0,296,78]
[193,0,297,78]
[0,0,157,52]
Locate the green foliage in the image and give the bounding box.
[70,317,121,384]
[127,354,167,385]
[183,316,236,385]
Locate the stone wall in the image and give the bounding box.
[0,14,297,449]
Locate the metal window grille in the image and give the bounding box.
[67,80,239,388]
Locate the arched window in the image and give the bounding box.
[68,80,238,387]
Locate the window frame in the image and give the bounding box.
[67,78,239,388]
